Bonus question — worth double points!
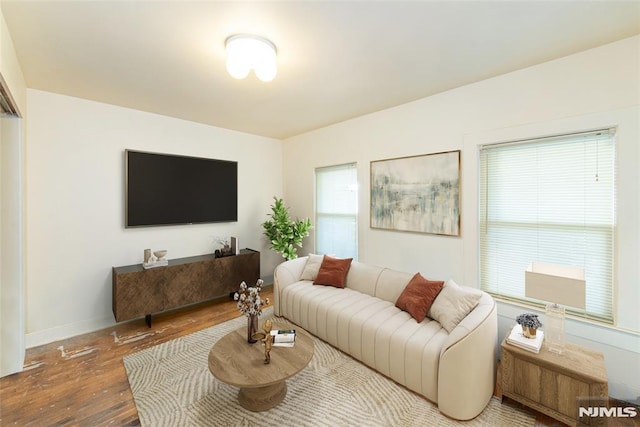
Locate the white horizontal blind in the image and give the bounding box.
[315,163,358,259]
[479,129,615,322]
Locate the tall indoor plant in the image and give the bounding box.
[262,197,312,260]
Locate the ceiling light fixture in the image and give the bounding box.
[225,34,277,82]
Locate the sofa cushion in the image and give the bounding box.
[314,256,353,288]
[300,253,324,281]
[344,261,384,296]
[395,273,444,322]
[428,279,482,333]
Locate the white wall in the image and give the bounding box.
[25,90,283,347]
[0,6,26,115]
[283,36,640,402]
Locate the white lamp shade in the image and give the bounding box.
[525,262,586,309]
[225,35,277,81]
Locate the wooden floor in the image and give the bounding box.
[0,288,259,426]
[0,286,623,426]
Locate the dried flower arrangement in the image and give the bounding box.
[233,279,269,317]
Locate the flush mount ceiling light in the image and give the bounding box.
[225,34,277,82]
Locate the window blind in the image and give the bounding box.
[479,129,615,322]
[315,163,358,259]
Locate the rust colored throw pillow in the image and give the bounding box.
[395,273,444,322]
[314,256,353,288]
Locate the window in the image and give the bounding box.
[315,163,358,259]
[479,129,615,322]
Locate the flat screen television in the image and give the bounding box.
[125,150,238,227]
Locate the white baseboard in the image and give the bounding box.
[26,315,116,349]
[25,274,274,349]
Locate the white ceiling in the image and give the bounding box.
[2,1,639,139]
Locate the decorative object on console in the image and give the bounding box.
[142,249,168,269]
[515,313,542,338]
[231,236,239,255]
[525,262,586,354]
[233,279,269,343]
[262,197,312,260]
[213,236,234,257]
[370,150,461,236]
[214,236,233,255]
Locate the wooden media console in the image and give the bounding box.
[112,249,260,326]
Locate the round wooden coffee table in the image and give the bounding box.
[208,319,314,412]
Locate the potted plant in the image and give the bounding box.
[516,313,543,338]
[262,197,312,260]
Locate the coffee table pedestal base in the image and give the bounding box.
[238,381,287,412]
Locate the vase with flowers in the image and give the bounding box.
[233,279,269,343]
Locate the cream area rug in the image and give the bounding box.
[124,307,534,426]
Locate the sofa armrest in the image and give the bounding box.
[273,256,308,316]
[437,293,497,420]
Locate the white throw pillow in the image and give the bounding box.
[428,279,482,333]
[300,254,324,281]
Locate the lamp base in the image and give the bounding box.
[545,303,565,354]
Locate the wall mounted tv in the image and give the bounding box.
[125,150,238,228]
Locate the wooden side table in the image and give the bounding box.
[501,333,608,427]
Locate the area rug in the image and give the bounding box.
[124,308,535,426]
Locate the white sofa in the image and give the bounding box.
[273,256,498,420]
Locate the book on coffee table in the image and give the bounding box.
[271,329,296,347]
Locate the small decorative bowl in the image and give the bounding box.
[153,250,167,259]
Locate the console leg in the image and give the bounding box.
[145,314,152,328]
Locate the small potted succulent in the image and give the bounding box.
[516,313,542,338]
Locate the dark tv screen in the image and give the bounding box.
[125,150,237,227]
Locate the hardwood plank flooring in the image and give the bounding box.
[1,286,626,426]
[0,288,259,426]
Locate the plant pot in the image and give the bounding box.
[522,326,538,338]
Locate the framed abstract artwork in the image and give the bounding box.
[370,150,460,236]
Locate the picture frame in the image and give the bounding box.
[370,150,460,236]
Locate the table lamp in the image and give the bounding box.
[525,262,586,354]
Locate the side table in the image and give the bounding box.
[501,333,608,427]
